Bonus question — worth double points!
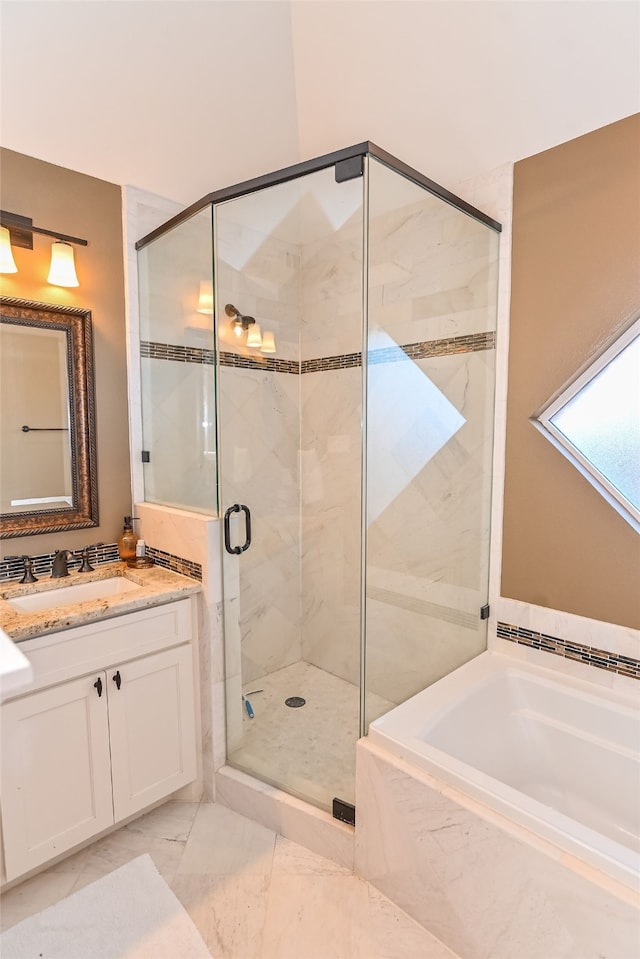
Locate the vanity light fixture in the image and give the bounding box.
[47,242,79,287]
[0,210,87,287]
[246,323,263,348]
[225,302,257,338]
[224,303,277,353]
[260,330,277,353]
[0,226,18,273]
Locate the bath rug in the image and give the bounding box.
[0,853,211,958]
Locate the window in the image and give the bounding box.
[532,318,640,533]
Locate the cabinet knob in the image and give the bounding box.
[112,670,122,691]
[93,677,103,698]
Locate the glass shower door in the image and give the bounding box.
[364,157,499,727]
[217,165,365,812]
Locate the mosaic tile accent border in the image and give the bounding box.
[219,351,300,374]
[141,341,214,365]
[497,621,640,680]
[301,351,362,373]
[399,330,495,361]
[303,332,495,373]
[141,341,299,374]
[141,331,495,376]
[145,546,202,581]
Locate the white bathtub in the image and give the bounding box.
[368,650,640,890]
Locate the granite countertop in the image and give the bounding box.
[0,561,201,643]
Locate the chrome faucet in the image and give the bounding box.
[51,549,73,578]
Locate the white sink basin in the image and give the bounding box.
[7,577,141,613]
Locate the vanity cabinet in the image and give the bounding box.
[1,674,114,876]
[0,599,197,882]
[108,644,195,821]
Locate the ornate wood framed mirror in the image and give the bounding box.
[0,297,98,538]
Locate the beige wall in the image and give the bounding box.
[502,115,640,629]
[0,148,131,557]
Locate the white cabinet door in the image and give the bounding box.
[1,673,113,880]
[108,645,197,821]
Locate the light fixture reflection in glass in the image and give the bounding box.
[260,330,276,353]
[47,241,79,287]
[0,226,18,273]
[246,323,262,348]
[196,280,214,314]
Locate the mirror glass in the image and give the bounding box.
[0,297,98,538]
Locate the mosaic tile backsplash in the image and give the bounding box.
[1,543,120,582]
[497,621,640,679]
[1,543,202,583]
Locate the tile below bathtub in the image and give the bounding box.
[356,740,640,959]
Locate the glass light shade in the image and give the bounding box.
[233,321,244,337]
[260,330,276,353]
[0,226,18,273]
[196,280,214,314]
[47,241,79,287]
[246,323,262,348]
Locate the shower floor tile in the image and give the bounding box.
[228,661,395,811]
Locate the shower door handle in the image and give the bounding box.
[239,504,252,552]
[224,504,252,554]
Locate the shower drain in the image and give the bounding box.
[285,696,306,708]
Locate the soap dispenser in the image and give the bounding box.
[118,516,139,561]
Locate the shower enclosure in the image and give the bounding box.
[137,143,500,818]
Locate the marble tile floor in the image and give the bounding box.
[229,661,395,810]
[0,800,458,959]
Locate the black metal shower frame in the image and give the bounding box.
[135,141,502,251]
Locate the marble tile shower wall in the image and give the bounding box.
[215,216,301,362]
[300,366,362,685]
[221,367,301,687]
[365,189,497,706]
[299,213,364,361]
[300,185,499,703]
[216,219,303,692]
[366,347,496,706]
[367,189,498,347]
[300,213,364,683]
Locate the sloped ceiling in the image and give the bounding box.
[291,1,640,190]
[1,1,638,205]
[0,1,300,202]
